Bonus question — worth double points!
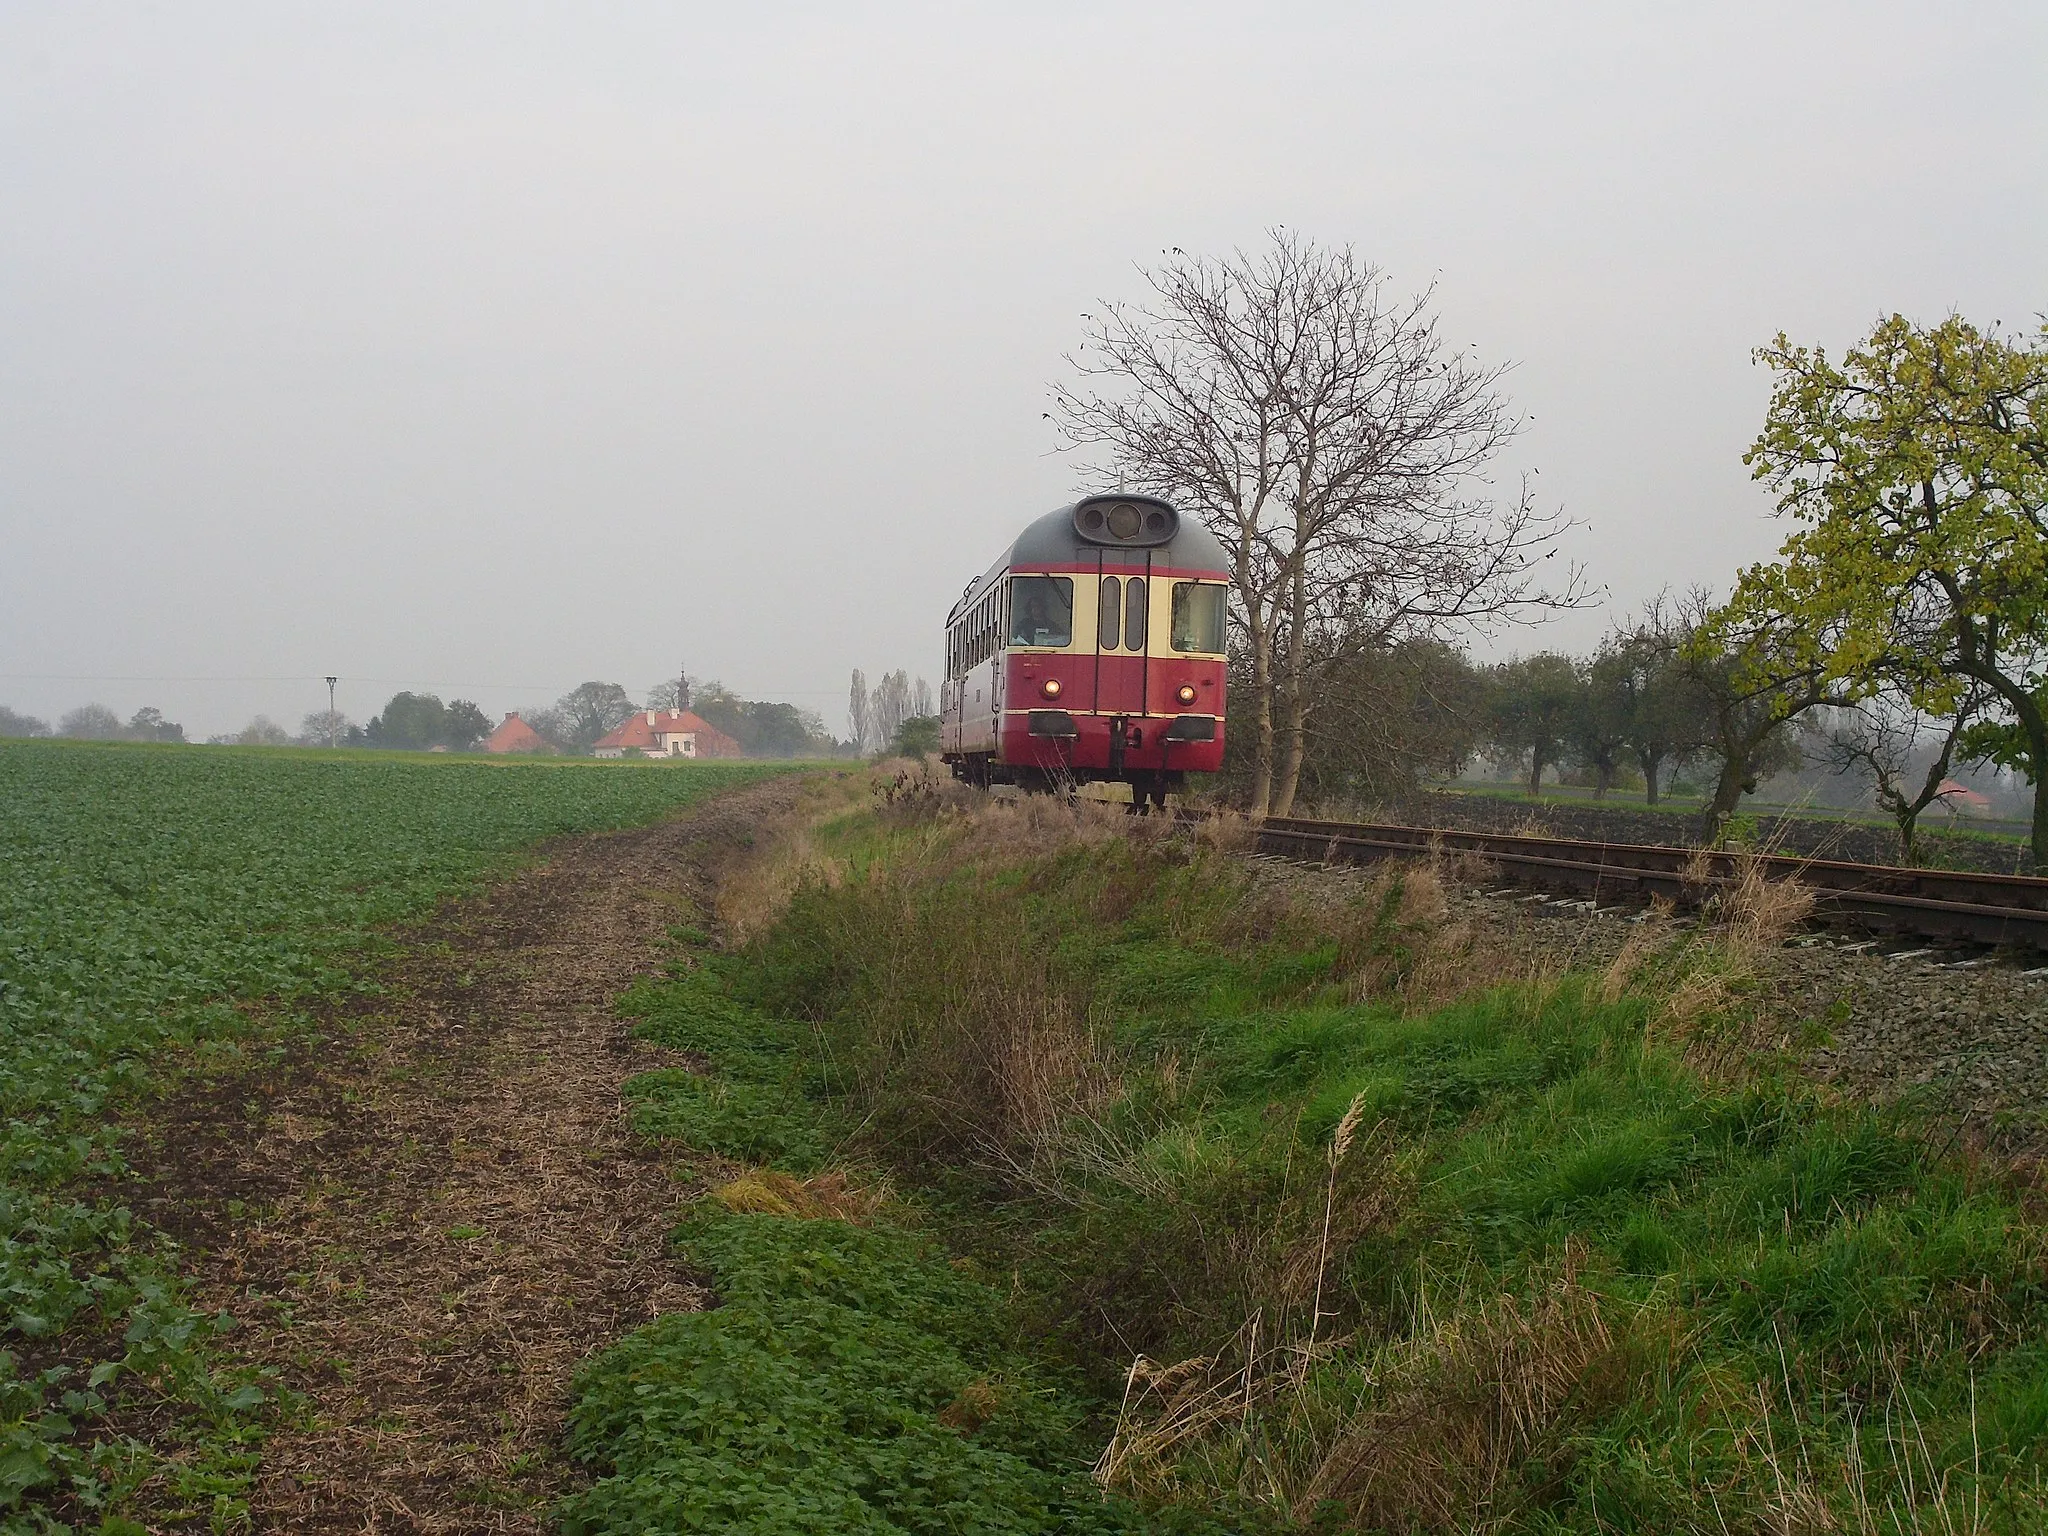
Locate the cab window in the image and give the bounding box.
[1097,576,1121,651]
[1007,575,1073,647]
[1123,576,1147,652]
[1170,582,1227,653]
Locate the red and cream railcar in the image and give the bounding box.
[940,495,1229,806]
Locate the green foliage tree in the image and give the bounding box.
[1568,648,1633,798]
[692,682,831,758]
[125,706,187,744]
[1282,638,1485,807]
[1485,653,1581,796]
[1682,592,1844,831]
[890,715,941,757]
[442,699,492,751]
[1730,313,2048,861]
[1606,597,1709,805]
[364,692,450,751]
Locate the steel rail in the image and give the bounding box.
[1243,816,2048,951]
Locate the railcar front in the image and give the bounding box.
[940,495,1228,806]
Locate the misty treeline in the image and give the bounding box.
[846,669,936,757]
[1053,233,2048,865]
[0,677,846,758]
[1269,590,2024,864]
[0,704,190,744]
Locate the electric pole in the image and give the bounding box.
[325,676,338,748]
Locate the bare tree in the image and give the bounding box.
[0,706,51,738]
[1819,688,1986,864]
[59,703,125,740]
[1053,231,1582,814]
[911,677,934,719]
[871,670,911,750]
[848,669,872,753]
[298,709,355,746]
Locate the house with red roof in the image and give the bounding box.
[593,709,743,760]
[1936,779,1994,817]
[482,712,555,755]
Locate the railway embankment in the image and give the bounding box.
[1252,852,2048,1140]
[1379,786,2033,874]
[573,778,2048,1534]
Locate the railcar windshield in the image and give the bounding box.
[1008,575,1074,647]
[1171,582,1227,653]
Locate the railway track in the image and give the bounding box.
[1248,815,2048,952]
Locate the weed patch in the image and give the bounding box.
[675,793,2048,1532]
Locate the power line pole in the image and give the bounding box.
[325,676,338,748]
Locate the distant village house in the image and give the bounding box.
[592,709,743,760]
[482,712,555,755]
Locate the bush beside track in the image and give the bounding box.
[0,740,788,1529]
[593,784,2048,1533]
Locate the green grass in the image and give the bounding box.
[644,805,2048,1532]
[0,739,787,1528]
[588,962,1246,1536]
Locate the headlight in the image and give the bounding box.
[1041,678,1063,699]
[1176,684,1197,705]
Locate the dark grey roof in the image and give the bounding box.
[949,502,1232,622]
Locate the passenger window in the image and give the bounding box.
[1097,576,1121,651]
[1007,576,1073,646]
[1124,576,1147,652]
[1170,582,1227,653]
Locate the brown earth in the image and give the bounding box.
[123,773,811,1533]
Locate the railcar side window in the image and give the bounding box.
[1007,576,1073,647]
[1097,576,1121,651]
[1123,576,1147,652]
[1170,582,1227,653]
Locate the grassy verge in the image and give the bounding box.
[0,740,791,1530]
[592,784,2048,1532]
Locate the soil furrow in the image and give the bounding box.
[130,776,806,1532]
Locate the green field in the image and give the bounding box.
[0,740,783,1523]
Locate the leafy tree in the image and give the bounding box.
[364,692,450,751]
[443,699,492,751]
[1486,653,1581,796]
[59,704,125,740]
[1279,638,1485,807]
[1683,589,1846,830]
[0,706,51,738]
[1606,597,1709,805]
[891,715,941,757]
[693,683,829,758]
[125,707,187,744]
[1568,648,1633,798]
[1731,313,2048,862]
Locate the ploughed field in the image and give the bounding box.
[0,741,779,1525]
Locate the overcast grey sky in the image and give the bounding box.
[4,2,2044,739]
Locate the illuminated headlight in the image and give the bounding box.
[1041,678,1063,699]
[1176,684,1198,705]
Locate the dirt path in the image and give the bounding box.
[132,776,808,1532]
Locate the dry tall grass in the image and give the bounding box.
[1295,1270,1644,1532]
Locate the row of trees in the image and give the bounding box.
[1264,598,2014,864]
[0,704,190,743]
[847,670,934,756]
[1050,233,2047,863]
